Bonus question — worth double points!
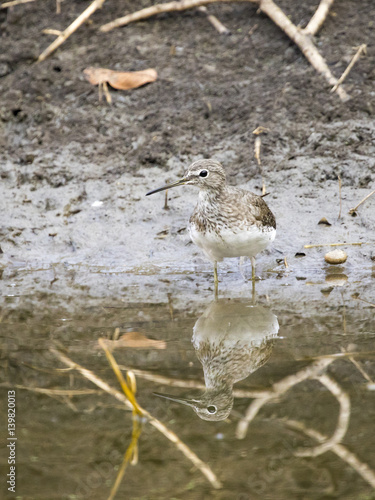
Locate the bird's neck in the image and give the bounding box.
[198,187,223,207]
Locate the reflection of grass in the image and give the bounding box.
[50,343,222,496]
[98,338,143,500]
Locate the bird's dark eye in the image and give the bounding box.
[207,405,217,414]
[199,170,208,178]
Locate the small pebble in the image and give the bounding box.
[324,249,348,265]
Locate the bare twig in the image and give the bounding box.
[37,0,106,62]
[338,174,342,219]
[236,357,334,439]
[348,188,375,216]
[99,0,348,100]
[42,29,63,36]
[1,0,35,8]
[304,242,368,249]
[331,44,367,93]
[100,0,256,32]
[198,6,230,34]
[285,419,375,489]
[302,0,335,36]
[258,0,349,101]
[50,347,222,489]
[295,374,350,457]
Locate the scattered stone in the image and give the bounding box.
[295,252,306,257]
[324,249,348,264]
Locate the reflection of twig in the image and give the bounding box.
[302,0,334,36]
[331,44,367,93]
[348,188,375,216]
[285,419,375,489]
[295,374,350,457]
[50,347,222,489]
[236,357,334,439]
[0,383,101,396]
[117,365,270,398]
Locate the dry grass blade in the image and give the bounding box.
[98,338,143,415]
[50,347,222,489]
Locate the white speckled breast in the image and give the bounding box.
[189,222,276,262]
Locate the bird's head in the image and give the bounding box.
[146,159,226,196]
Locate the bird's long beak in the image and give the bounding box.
[153,392,196,408]
[146,178,188,196]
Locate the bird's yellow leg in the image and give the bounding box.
[214,261,219,296]
[251,256,256,281]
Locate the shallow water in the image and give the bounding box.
[1,265,375,500]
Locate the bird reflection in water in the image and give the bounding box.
[155,300,279,421]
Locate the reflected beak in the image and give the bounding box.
[153,392,197,408]
[146,178,188,196]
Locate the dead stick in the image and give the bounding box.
[1,0,35,8]
[100,0,256,32]
[198,6,231,34]
[348,188,375,215]
[302,0,334,36]
[331,44,367,93]
[37,0,106,62]
[338,174,342,219]
[304,242,368,249]
[259,0,349,101]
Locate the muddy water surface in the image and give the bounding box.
[1,264,375,500]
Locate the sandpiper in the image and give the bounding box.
[146,159,276,286]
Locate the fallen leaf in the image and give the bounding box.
[83,67,157,90]
[99,332,166,350]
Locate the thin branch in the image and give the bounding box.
[50,347,222,489]
[295,374,350,457]
[37,0,106,62]
[304,242,368,249]
[100,0,256,32]
[285,419,375,489]
[258,0,349,101]
[331,44,367,93]
[198,6,230,34]
[348,188,375,216]
[302,0,335,36]
[1,0,35,8]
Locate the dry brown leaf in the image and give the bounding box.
[83,67,157,90]
[99,332,166,350]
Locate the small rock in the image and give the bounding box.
[318,217,332,226]
[324,249,348,265]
